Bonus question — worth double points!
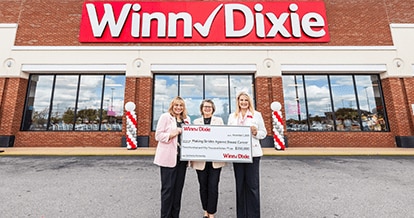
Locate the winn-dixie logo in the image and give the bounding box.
[79,1,330,42]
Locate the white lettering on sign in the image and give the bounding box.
[79,2,330,42]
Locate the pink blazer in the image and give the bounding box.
[190,116,226,170]
[153,113,190,168]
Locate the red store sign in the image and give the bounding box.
[79,1,330,43]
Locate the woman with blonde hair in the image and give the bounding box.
[154,96,191,218]
[227,91,267,218]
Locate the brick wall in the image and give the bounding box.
[403,78,414,134]
[14,77,154,148]
[15,131,124,147]
[381,78,413,136]
[2,78,123,147]
[2,0,412,46]
[2,0,414,147]
[285,131,396,147]
[5,76,410,148]
[0,78,27,135]
[252,76,409,148]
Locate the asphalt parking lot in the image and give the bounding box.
[1,155,414,217]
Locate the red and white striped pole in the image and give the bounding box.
[125,102,137,150]
[271,101,286,151]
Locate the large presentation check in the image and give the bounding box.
[180,125,252,163]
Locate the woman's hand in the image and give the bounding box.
[250,125,258,136]
[169,128,182,139]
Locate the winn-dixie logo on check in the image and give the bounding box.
[79,1,330,42]
[180,125,252,163]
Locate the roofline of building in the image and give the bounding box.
[11,45,397,52]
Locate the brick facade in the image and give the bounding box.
[2,0,412,46]
[7,76,413,148]
[0,78,27,135]
[1,0,414,147]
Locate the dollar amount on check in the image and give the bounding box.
[180,125,252,163]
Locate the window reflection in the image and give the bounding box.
[22,74,125,131]
[205,75,230,124]
[331,75,358,131]
[152,74,255,130]
[283,75,308,131]
[22,75,54,130]
[180,75,203,122]
[50,75,78,130]
[283,74,388,132]
[355,76,387,131]
[76,76,103,130]
[304,75,333,131]
[229,75,254,114]
[153,75,178,130]
[101,75,125,131]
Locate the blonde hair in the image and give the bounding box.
[168,96,188,119]
[234,91,255,117]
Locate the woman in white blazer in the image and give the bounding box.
[227,91,267,218]
[154,96,191,218]
[191,99,225,218]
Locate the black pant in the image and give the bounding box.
[160,157,187,218]
[196,162,222,214]
[233,157,261,218]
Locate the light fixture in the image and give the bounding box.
[6,60,12,68]
[266,61,271,68]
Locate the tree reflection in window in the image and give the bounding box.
[283,74,388,132]
[152,74,254,130]
[22,74,125,131]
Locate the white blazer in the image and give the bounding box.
[190,116,226,170]
[227,110,267,157]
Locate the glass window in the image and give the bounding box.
[229,75,254,113]
[355,75,387,131]
[282,74,388,132]
[51,75,79,130]
[75,75,104,131]
[152,74,255,130]
[152,75,178,130]
[282,75,308,131]
[22,75,54,130]
[22,74,125,131]
[180,75,204,122]
[102,75,125,131]
[205,75,230,123]
[304,75,333,131]
[330,75,358,131]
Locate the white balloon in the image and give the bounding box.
[125,102,136,111]
[271,102,282,111]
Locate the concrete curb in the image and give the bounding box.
[2,147,414,156]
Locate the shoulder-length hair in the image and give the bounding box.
[168,96,188,119]
[234,91,255,117]
[199,99,216,116]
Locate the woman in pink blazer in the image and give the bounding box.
[154,96,191,218]
[191,99,225,218]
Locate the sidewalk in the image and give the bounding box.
[1,147,414,156]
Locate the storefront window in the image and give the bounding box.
[283,74,388,132]
[152,74,254,130]
[22,74,125,131]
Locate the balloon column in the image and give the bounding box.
[125,102,138,150]
[271,101,286,150]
